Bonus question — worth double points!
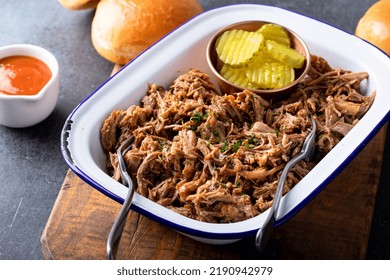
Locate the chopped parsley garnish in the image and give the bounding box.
[232,140,242,152]
[189,125,198,131]
[245,133,258,148]
[221,140,229,152]
[190,112,203,122]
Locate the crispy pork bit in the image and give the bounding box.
[101,59,375,223]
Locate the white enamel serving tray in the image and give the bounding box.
[61,4,390,244]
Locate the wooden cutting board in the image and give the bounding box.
[40,65,387,259]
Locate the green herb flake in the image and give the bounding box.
[245,143,255,149]
[190,112,203,123]
[233,140,242,153]
[221,140,229,153]
[248,133,255,144]
[189,125,198,132]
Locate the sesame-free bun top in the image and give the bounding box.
[58,0,100,10]
[355,0,390,54]
[91,0,204,65]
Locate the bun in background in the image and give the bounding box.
[91,0,203,65]
[355,0,390,54]
[58,0,100,10]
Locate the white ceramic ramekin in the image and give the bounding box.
[0,44,59,128]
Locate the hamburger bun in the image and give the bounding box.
[355,0,390,54]
[58,0,100,10]
[91,0,203,65]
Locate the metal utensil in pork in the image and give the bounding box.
[107,136,135,260]
[255,115,316,252]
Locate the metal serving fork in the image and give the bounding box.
[255,115,316,252]
[107,136,135,260]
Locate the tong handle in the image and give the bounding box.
[107,137,135,260]
[255,116,316,251]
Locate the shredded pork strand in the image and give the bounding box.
[101,55,375,223]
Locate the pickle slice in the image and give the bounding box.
[257,23,290,47]
[246,53,295,89]
[265,40,305,69]
[220,64,254,89]
[215,29,265,67]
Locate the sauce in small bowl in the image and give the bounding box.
[0,55,52,96]
[0,44,59,128]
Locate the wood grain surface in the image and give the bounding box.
[40,65,387,260]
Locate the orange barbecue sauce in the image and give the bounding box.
[0,55,51,96]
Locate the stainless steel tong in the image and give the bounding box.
[255,115,316,252]
[107,136,135,260]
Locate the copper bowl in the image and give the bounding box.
[206,21,311,99]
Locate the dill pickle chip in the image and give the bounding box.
[250,50,274,64]
[246,54,295,89]
[265,40,305,69]
[215,29,265,67]
[257,23,291,46]
[220,64,255,89]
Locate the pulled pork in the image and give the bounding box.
[101,55,375,223]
